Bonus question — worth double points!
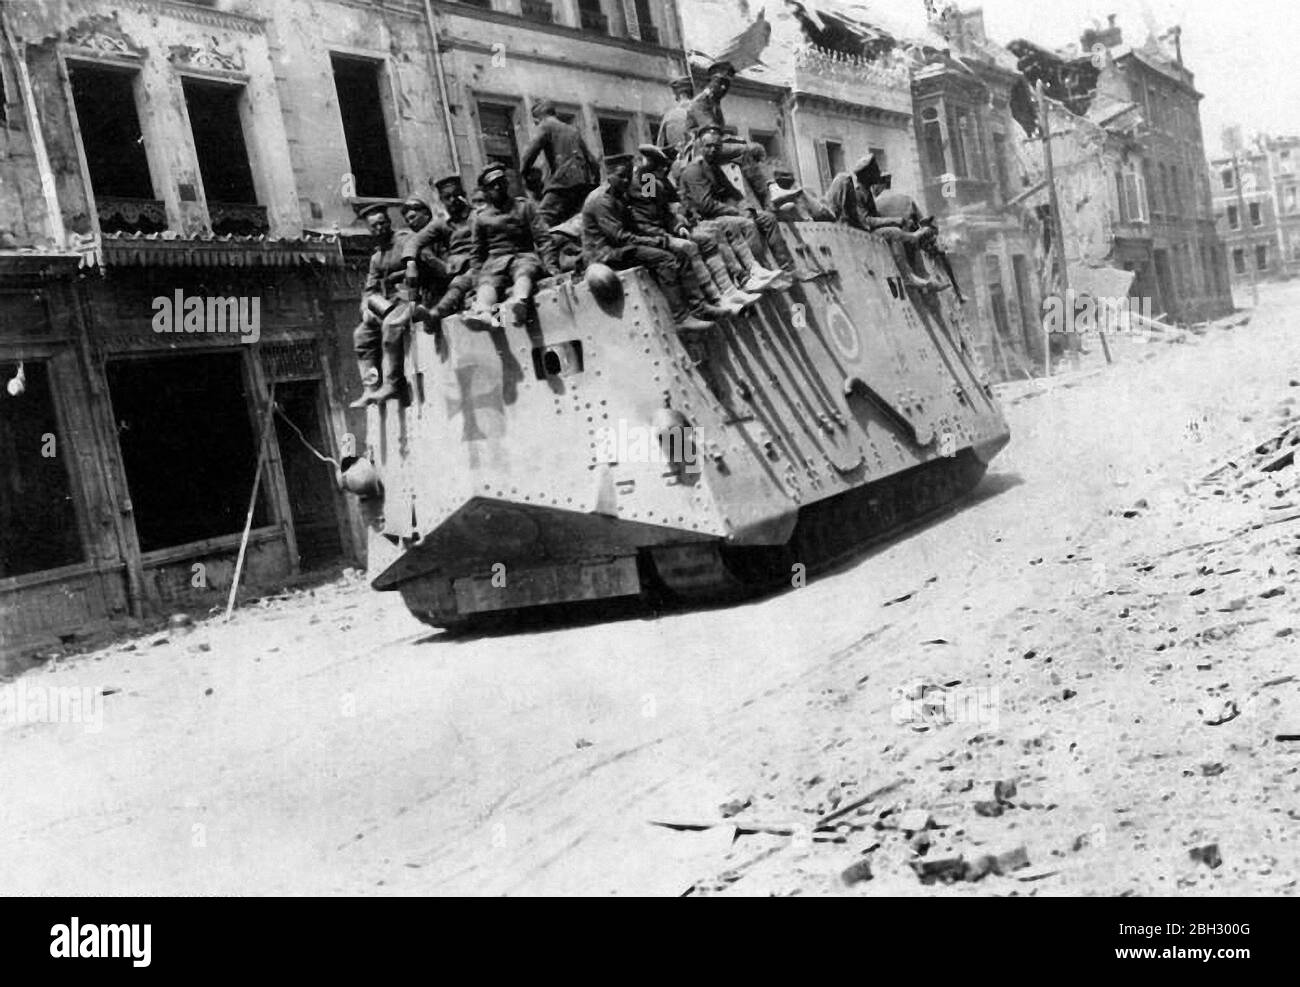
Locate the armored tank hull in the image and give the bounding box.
[358,221,1009,629]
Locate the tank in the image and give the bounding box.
[352,221,1010,629]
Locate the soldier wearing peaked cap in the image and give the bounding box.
[628,143,758,314]
[681,62,784,212]
[581,152,719,331]
[461,163,551,330]
[400,180,479,332]
[349,203,422,407]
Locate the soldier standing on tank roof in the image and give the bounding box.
[520,100,601,232]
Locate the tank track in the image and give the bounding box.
[648,449,987,603]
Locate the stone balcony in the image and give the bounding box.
[791,43,914,118]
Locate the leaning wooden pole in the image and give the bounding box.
[225,383,278,621]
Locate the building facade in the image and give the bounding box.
[1010,18,1232,323]
[1,0,352,657]
[1210,135,1300,282]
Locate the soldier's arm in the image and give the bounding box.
[520,126,549,177]
[362,251,383,294]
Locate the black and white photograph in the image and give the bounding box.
[0,0,1294,922]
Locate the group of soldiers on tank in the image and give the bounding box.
[350,60,947,408]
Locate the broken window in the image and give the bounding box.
[106,352,269,553]
[183,78,265,235]
[1250,202,1262,226]
[597,116,629,157]
[68,63,163,233]
[332,55,398,199]
[0,360,83,579]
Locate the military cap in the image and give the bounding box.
[852,153,880,177]
[638,143,670,168]
[707,60,737,79]
[603,152,635,171]
[669,75,694,94]
[531,98,556,117]
[478,163,510,188]
[434,174,466,194]
[357,202,391,220]
[771,162,796,180]
[401,195,432,213]
[696,124,724,140]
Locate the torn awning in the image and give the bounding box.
[100,233,343,269]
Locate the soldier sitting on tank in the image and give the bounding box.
[683,62,802,214]
[520,100,601,232]
[629,144,759,315]
[400,175,479,331]
[770,164,836,222]
[581,153,720,331]
[462,163,550,330]
[351,203,424,407]
[869,173,943,290]
[678,127,787,292]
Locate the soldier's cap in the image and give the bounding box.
[638,144,670,168]
[772,162,795,179]
[708,60,736,79]
[434,174,466,194]
[531,98,556,116]
[669,75,694,93]
[603,152,636,171]
[697,124,724,140]
[401,195,432,214]
[478,163,510,188]
[357,202,392,221]
[852,153,882,180]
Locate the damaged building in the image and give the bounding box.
[910,6,1043,378]
[1009,17,1233,323]
[1209,134,1300,283]
[1,0,357,656]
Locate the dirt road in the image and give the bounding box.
[4,282,1299,896]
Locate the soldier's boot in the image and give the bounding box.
[462,283,500,331]
[349,359,380,409]
[502,273,534,325]
[367,340,407,405]
[661,277,716,332]
[689,254,744,316]
[705,252,760,309]
[728,234,783,292]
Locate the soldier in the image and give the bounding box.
[678,126,788,291]
[629,144,759,313]
[683,62,801,212]
[520,100,601,230]
[770,163,835,222]
[827,154,913,237]
[350,203,418,407]
[463,163,550,330]
[581,153,719,331]
[401,175,479,330]
[656,76,696,153]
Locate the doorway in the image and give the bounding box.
[273,379,345,571]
